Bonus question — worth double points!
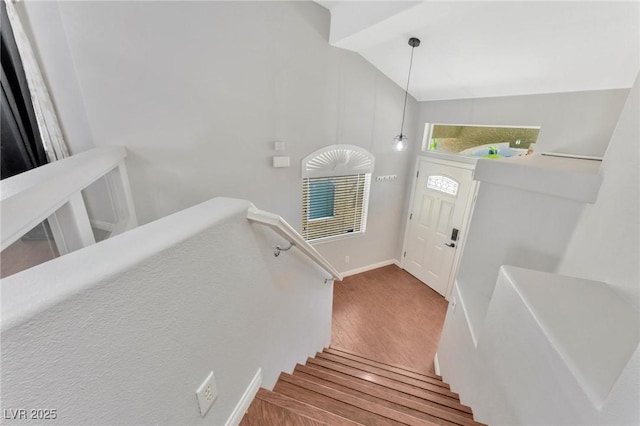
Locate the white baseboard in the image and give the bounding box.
[341,259,400,277]
[225,368,262,426]
[434,353,441,376]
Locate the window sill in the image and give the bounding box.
[308,216,335,222]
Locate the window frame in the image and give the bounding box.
[301,145,374,243]
[421,123,541,158]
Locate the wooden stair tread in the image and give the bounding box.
[274,377,403,426]
[277,372,439,426]
[292,370,455,426]
[239,397,327,426]
[299,363,474,418]
[242,348,483,426]
[294,364,481,425]
[326,347,443,382]
[251,388,360,426]
[306,357,474,415]
[311,355,460,400]
[316,352,453,394]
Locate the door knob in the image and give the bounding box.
[445,243,456,248]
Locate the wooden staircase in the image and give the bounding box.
[240,347,485,426]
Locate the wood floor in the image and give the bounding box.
[241,265,486,425]
[331,265,448,376]
[0,225,108,279]
[0,237,59,279]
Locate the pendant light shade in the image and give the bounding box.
[393,37,420,152]
[392,134,408,152]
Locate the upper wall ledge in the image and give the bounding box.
[473,154,603,203]
[498,266,639,408]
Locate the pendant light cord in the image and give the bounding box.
[399,45,416,137]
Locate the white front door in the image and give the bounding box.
[404,160,474,296]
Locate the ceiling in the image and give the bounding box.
[316,1,640,102]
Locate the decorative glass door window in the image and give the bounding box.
[427,175,458,196]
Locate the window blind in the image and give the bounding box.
[302,174,371,241]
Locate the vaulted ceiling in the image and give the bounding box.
[316,1,639,101]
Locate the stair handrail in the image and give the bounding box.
[247,206,343,282]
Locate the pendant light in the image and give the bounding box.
[393,37,421,152]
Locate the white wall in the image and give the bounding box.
[417,89,628,157]
[456,182,585,337]
[1,197,333,425]
[19,1,417,273]
[558,72,640,422]
[558,73,639,310]
[438,73,640,425]
[18,1,629,277]
[412,86,629,335]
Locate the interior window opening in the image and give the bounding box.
[423,124,541,159]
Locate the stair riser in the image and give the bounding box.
[314,353,459,398]
[294,370,473,426]
[309,358,462,401]
[295,364,479,424]
[240,348,483,426]
[306,358,474,415]
[253,388,361,426]
[279,373,438,426]
[324,349,446,385]
[274,380,404,426]
[240,398,326,426]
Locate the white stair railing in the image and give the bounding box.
[247,207,343,282]
[1,147,137,253]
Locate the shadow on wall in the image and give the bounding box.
[504,245,562,276]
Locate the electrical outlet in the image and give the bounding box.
[196,371,217,417]
[345,256,350,264]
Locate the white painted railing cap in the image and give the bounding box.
[1,147,132,250]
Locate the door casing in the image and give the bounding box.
[401,155,479,300]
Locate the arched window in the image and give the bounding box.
[301,145,374,241]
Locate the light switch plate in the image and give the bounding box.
[196,371,217,417]
[273,156,290,168]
